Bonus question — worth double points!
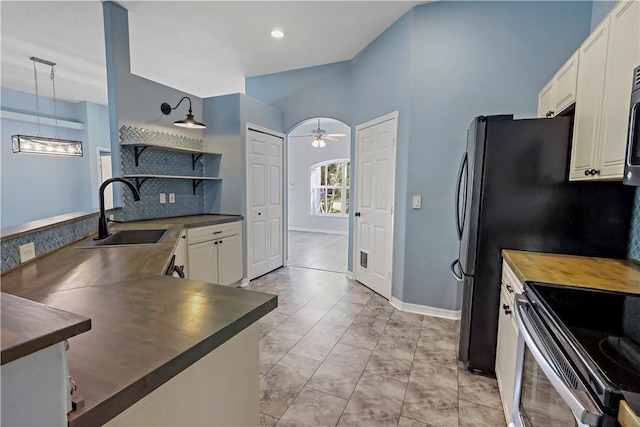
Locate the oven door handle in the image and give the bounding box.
[513,296,604,427]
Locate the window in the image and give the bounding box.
[310,159,350,216]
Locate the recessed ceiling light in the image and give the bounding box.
[271,29,284,39]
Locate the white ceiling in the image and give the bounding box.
[1,1,424,106]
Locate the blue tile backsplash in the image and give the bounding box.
[628,188,640,262]
[115,126,215,222]
[1,215,97,273]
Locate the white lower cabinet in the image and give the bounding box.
[186,221,243,286]
[495,262,523,425]
[172,231,187,278]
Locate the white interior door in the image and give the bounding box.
[247,128,284,280]
[354,113,397,299]
[98,149,114,210]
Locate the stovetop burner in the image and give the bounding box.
[528,283,640,397]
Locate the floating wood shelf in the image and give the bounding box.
[120,142,221,169]
[122,174,221,195]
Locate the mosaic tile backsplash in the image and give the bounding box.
[116,126,215,222]
[629,188,640,262]
[1,215,97,273]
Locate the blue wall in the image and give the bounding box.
[246,61,352,130]
[1,88,108,228]
[350,11,414,299]
[247,1,594,310]
[103,1,207,218]
[402,1,592,309]
[591,1,617,30]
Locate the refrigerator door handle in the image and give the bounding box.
[455,152,468,241]
[450,259,463,282]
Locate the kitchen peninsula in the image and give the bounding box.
[1,215,276,427]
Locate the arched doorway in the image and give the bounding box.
[287,117,351,273]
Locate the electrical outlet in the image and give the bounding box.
[169,193,175,204]
[108,214,115,221]
[412,195,422,209]
[19,242,36,263]
[159,193,166,204]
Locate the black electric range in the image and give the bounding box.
[525,282,640,413]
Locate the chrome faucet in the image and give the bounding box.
[96,177,141,240]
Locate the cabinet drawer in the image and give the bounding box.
[501,261,524,298]
[187,221,241,244]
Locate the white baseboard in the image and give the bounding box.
[345,271,354,280]
[288,227,348,236]
[390,297,461,320]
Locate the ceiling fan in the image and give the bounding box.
[290,119,346,148]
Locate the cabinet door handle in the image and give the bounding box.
[545,110,554,118]
[213,231,223,235]
[503,304,512,315]
[506,284,514,293]
[218,240,222,244]
[214,241,218,245]
[584,170,590,176]
[594,169,600,176]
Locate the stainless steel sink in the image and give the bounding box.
[79,229,168,248]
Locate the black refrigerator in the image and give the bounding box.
[452,115,635,375]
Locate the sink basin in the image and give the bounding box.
[80,229,168,248]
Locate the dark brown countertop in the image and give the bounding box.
[30,276,276,427]
[0,214,273,427]
[1,215,244,300]
[133,214,243,228]
[1,293,91,365]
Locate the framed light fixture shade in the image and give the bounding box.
[12,135,83,157]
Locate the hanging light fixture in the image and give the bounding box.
[12,57,83,157]
[160,96,206,129]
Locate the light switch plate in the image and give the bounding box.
[159,193,166,204]
[19,242,36,263]
[412,195,422,209]
[169,193,175,204]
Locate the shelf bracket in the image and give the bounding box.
[192,153,203,170]
[134,177,149,192]
[133,146,149,167]
[192,179,204,195]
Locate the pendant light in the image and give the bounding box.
[12,57,83,157]
[160,96,206,129]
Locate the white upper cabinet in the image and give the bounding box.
[537,80,555,118]
[570,1,640,181]
[598,0,640,179]
[553,50,580,115]
[570,17,610,180]
[537,50,579,118]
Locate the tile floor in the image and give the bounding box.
[288,231,349,273]
[246,266,506,427]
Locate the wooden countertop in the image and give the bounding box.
[501,250,640,295]
[502,249,640,422]
[0,214,272,427]
[620,401,640,427]
[1,293,91,365]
